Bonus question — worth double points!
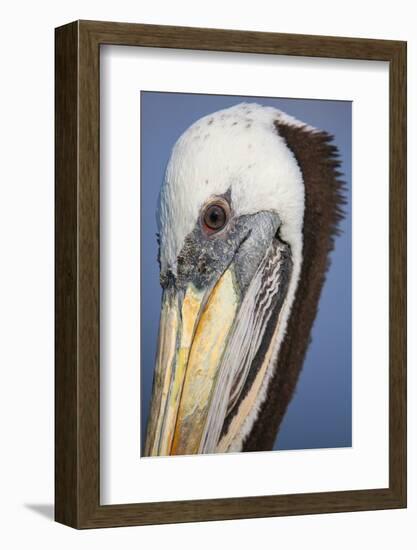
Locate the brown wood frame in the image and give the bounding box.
[55,19,407,529]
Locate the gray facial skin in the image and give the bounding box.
[160,202,282,300]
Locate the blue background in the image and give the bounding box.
[140,91,352,451]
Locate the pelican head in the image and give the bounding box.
[145,103,343,456]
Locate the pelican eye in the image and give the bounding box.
[202,201,229,234]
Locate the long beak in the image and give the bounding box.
[144,267,240,456]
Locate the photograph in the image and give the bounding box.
[0,0,411,543]
[140,92,352,457]
[51,18,406,531]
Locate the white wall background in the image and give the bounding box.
[0,1,414,547]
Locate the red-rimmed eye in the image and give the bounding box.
[202,200,230,234]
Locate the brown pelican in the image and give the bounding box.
[145,103,344,456]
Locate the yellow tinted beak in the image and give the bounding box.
[144,267,240,456]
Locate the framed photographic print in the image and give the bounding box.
[55,20,406,528]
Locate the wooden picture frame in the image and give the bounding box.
[55,20,407,528]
